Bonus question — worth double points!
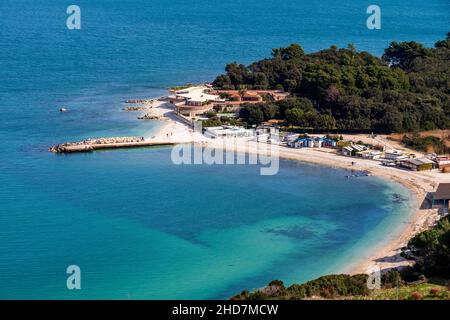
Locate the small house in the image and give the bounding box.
[432,183,450,209]
[384,150,406,160]
[323,139,337,148]
[313,139,323,148]
[356,150,382,160]
[341,146,355,156]
[398,157,435,171]
[436,156,450,169]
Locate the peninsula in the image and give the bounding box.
[50,34,450,298]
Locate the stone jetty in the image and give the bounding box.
[49,136,175,153]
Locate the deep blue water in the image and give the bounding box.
[0,0,448,299]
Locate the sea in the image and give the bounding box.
[0,0,448,299]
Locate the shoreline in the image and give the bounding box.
[143,102,449,276]
[213,139,443,275]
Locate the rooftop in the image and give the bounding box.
[173,86,224,103]
[403,158,435,166]
[434,183,450,200]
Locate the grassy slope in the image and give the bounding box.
[343,283,448,300]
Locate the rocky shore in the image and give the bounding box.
[123,106,150,111]
[137,114,163,120]
[125,99,154,104]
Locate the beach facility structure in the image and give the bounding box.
[204,126,254,139]
[398,157,435,171]
[323,139,337,148]
[287,136,337,149]
[384,149,408,161]
[432,183,450,209]
[356,149,382,160]
[169,86,225,117]
[341,144,367,157]
[212,90,290,112]
[436,156,450,170]
[169,86,290,116]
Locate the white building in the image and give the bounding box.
[356,150,382,160]
[169,86,224,106]
[341,144,367,156]
[168,86,226,117]
[204,126,254,139]
[384,149,407,160]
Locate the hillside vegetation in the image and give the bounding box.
[213,33,450,133]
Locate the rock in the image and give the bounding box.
[125,99,154,104]
[123,106,148,111]
[137,114,160,120]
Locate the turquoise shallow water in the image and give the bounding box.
[0,148,413,299]
[0,0,448,299]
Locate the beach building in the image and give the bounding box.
[212,90,290,112]
[313,138,323,148]
[204,126,253,139]
[169,86,225,116]
[341,144,367,157]
[398,157,435,171]
[284,133,300,144]
[384,149,408,161]
[341,146,354,156]
[287,136,337,149]
[356,150,382,160]
[436,156,450,170]
[323,139,337,148]
[432,183,450,209]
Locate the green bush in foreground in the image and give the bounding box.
[232,274,369,300]
[231,273,449,300]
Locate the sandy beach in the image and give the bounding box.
[140,100,208,143]
[145,101,450,276]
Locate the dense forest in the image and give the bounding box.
[232,216,450,300]
[213,33,450,133]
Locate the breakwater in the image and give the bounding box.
[49,137,176,153]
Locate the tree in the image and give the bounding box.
[213,33,450,133]
[285,108,304,126]
[314,114,336,130]
[382,41,430,71]
[239,104,264,125]
[435,32,450,49]
[238,86,247,100]
[260,103,278,120]
[277,98,314,119]
[253,72,269,89]
[272,44,305,61]
[376,109,404,133]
